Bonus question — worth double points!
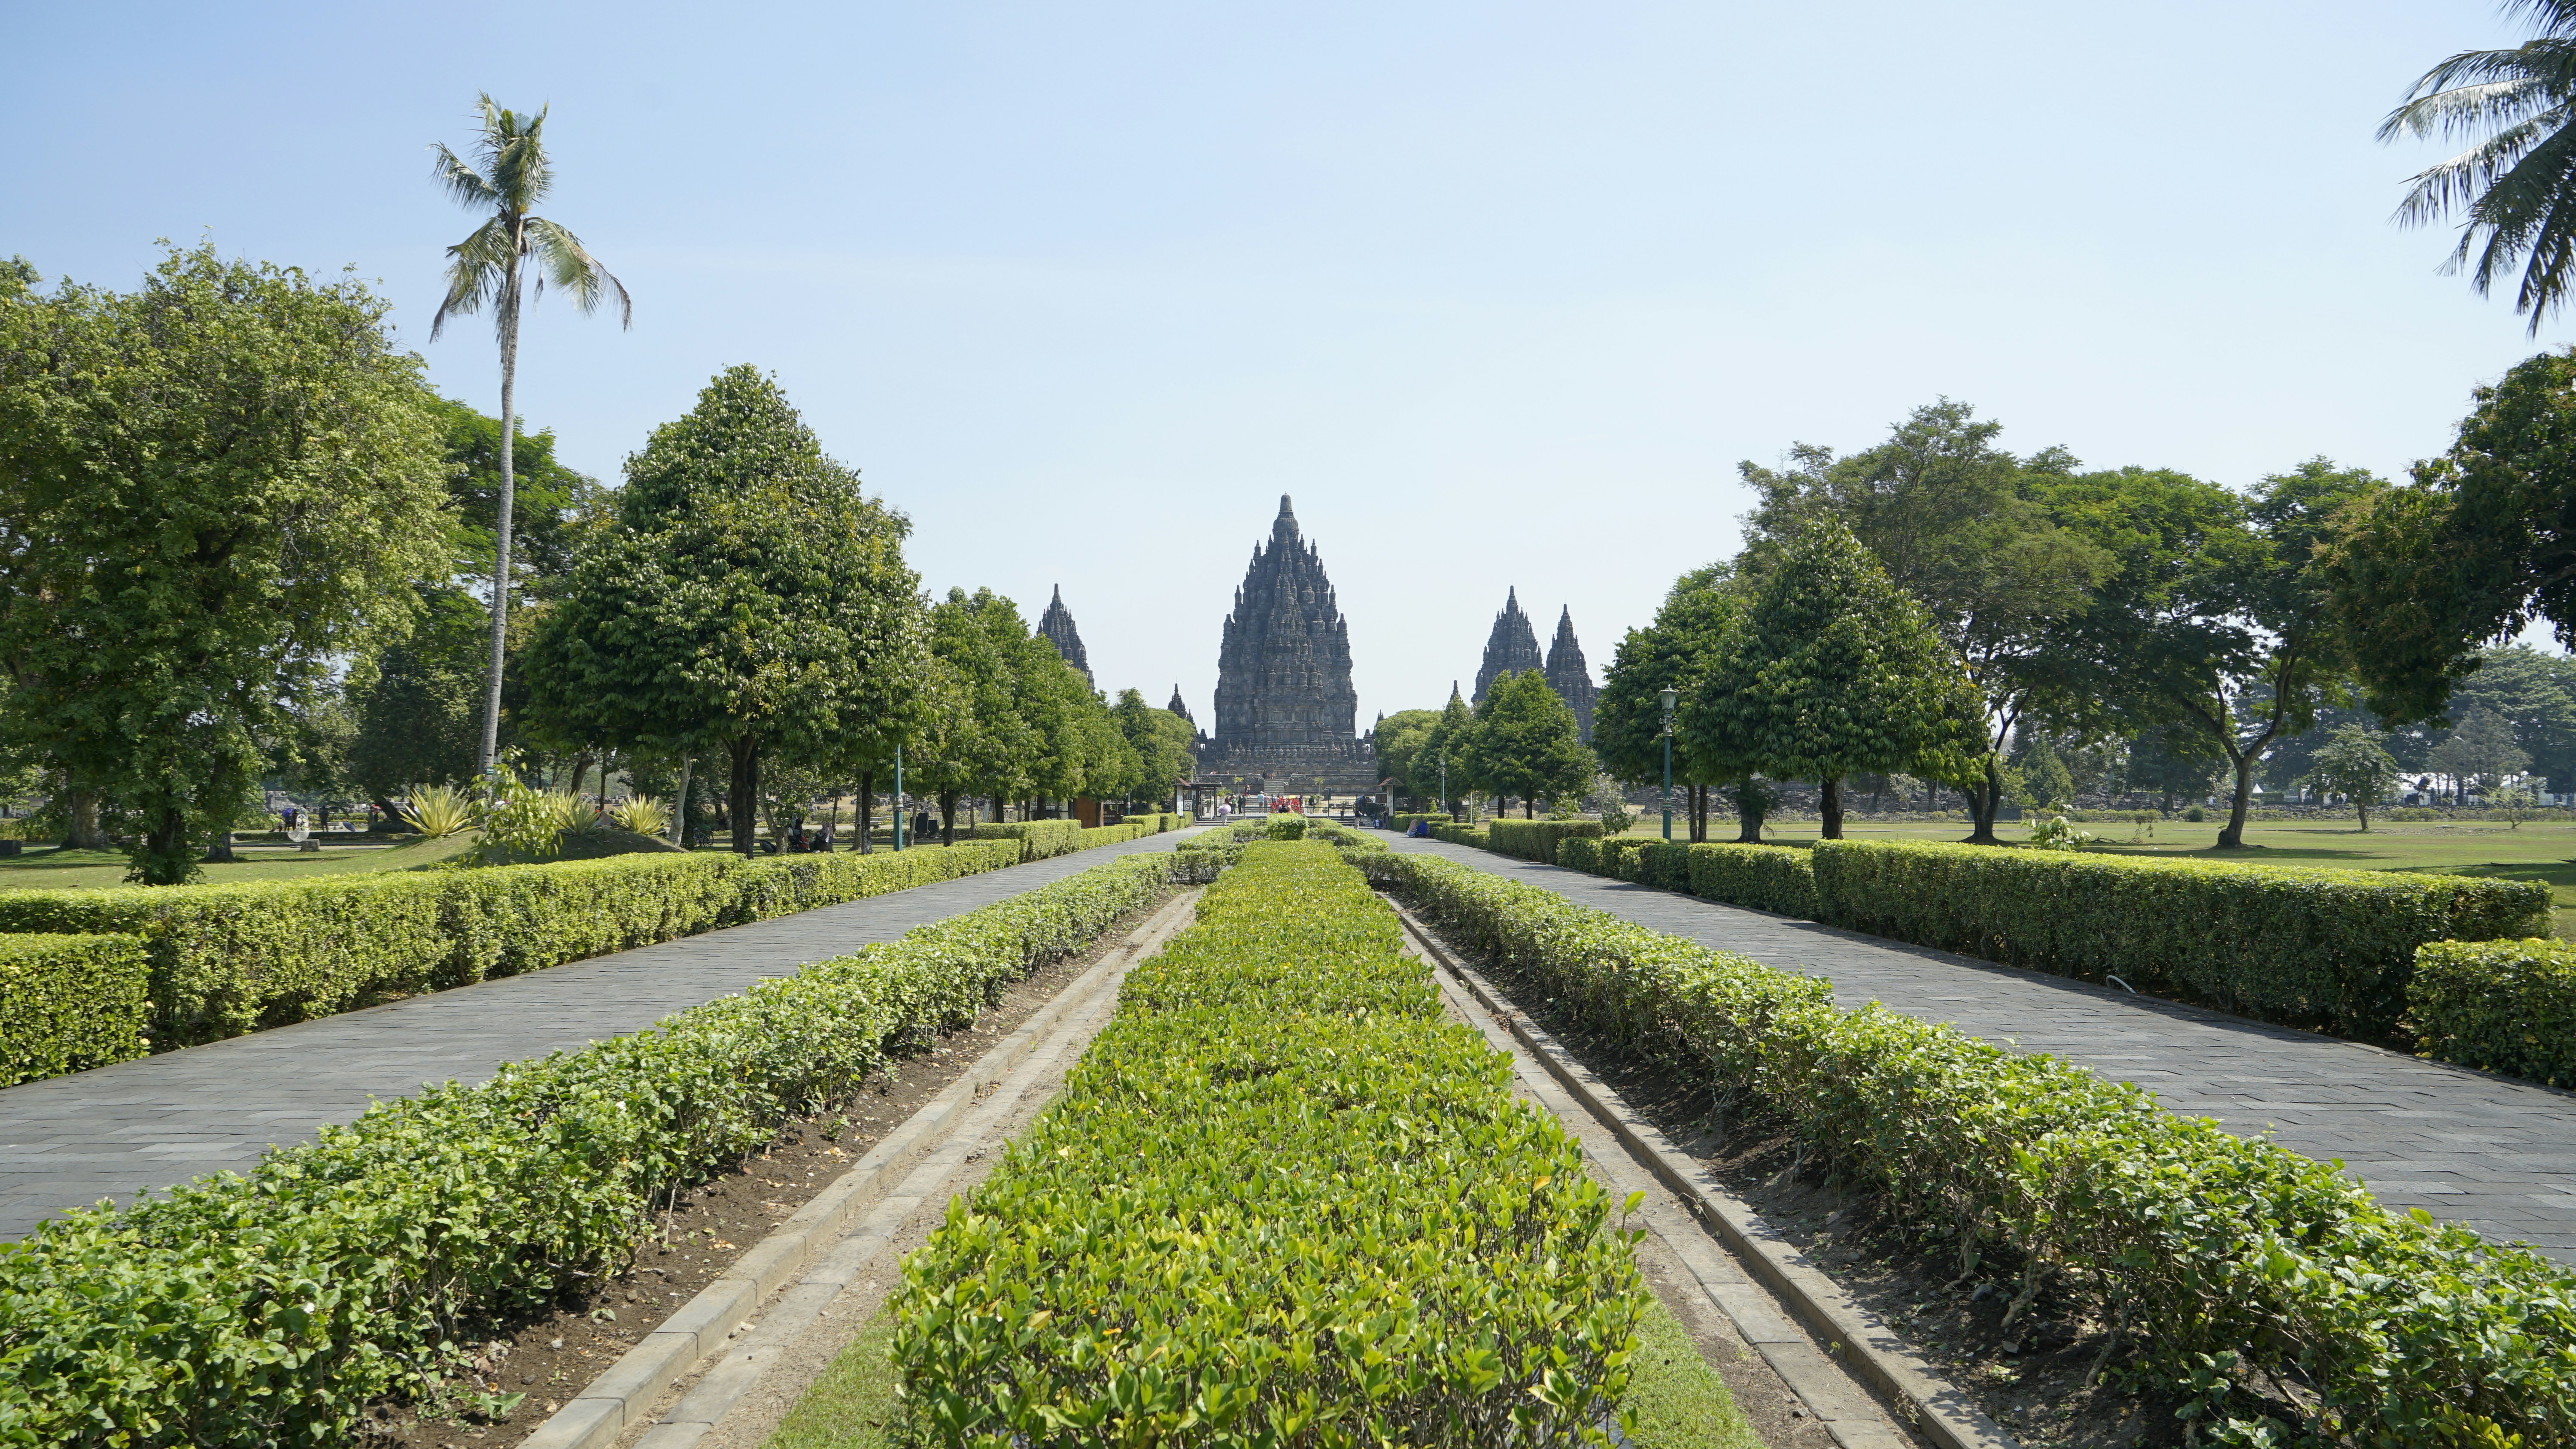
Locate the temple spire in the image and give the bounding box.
[1473,588,1543,704]
[1038,585,1092,686]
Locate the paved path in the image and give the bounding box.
[1384,835,2576,1264]
[0,831,1204,1239]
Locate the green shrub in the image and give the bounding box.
[2409,937,2576,1087]
[0,933,151,1086]
[1430,822,1490,849]
[1684,844,1819,918]
[0,842,1022,1052]
[0,852,1179,1447]
[1360,850,2576,1448]
[2182,804,2206,822]
[888,842,1647,1446]
[967,821,1154,861]
[1386,812,1452,833]
[1810,840,2549,1038]
[1485,818,1602,864]
[1264,816,1308,840]
[1632,840,1691,891]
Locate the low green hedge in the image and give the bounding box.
[1430,822,1490,849]
[0,851,1180,1446]
[0,841,1023,1053]
[1264,816,1308,840]
[1810,840,2550,1039]
[1386,812,1452,832]
[2410,937,2576,1087]
[1485,818,1602,863]
[888,841,1648,1446]
[1359,849,2576,1447]
[0,933,151,1086]
[1684,843,1819,919]
[966,821,1156,861]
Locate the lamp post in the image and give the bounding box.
[1659,686,1678,841]
[892,744,904,852]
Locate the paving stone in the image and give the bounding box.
[1386,835,2576,1264]
[0,831,1201,1240]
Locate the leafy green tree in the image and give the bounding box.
[1689,519,1980,840]
[2428,703,2531,800]
[522,367,923,855]
[2017,733,2077,809]
[1462,671,1591,818]
[1594,565,1746,840]
[2114,461,2376,848]
[1113,688,1197,809]
[927,588,1040,826]
[1370,708,1442,809]
[429,94,631,776]
[0,246,449,881]
[2329,350,2576,724]
[2300,725,2403,831]
[1739,403,2114,843]
[1412,685,1478,817]
[2380,4,2576,331]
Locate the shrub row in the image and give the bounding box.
[0,933,152,1086]
[1530,836,2548,1041]
[1483,818,1602,863]
[966,820,1164,861]
[1353,848,2576,1448]
[0,851,1180,1447]
[1430,822,1490,849]
[887,841,1648,1446]
[0,840,1024,1053]
[1385,812,1452,832]
[2409,937,2576,1088]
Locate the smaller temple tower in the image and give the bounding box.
[1473,588,1545,704]
[1165,685,1194,728]
[1545,606,1598,743]
[1039,585,1092,686]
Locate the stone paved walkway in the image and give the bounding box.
[0,831,1204,1239]
[1385,834,2576,1265]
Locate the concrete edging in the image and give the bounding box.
[1388,898,2017,1449]
[516,888,1203,1449]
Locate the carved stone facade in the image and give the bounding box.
[1473,588,1544,704]
[1545,606,1598,743]
[1197,496,1378,795]
[1038,585,1091,686]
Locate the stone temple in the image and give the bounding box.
[1038,585,1092,686]
[1473,588,1598,743]
[1193,497,1379,796]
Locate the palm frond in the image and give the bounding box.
[2380,76,2560,146]
[2507,0,2576,37]
[525,217,631,327]
[2394,111,2567,226]
[428,141,500,210]
[430,215,516,341]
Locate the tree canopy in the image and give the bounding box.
[0,246,449,881]
[1462,671,1591,818]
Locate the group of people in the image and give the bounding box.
[770,807,942,854]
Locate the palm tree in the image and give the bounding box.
[430,94,630,777]
[2382,1,2576,333]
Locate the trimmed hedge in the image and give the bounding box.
[0,851,1180,1446]
[2410,937,2576,1088]
[888,841,1648,1446]
[1430,822,1490,849]
[1810,840,2550,1039]
[0,933,151,1086]
[1385,812,1452,833]
[0,841,1023,1052]
[1358,849,2576,1448]
[1485,818,1602,863]
[1684,843,1819,919]
[966,820,1157,861]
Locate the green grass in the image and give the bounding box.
[764,1295,1756,1449]
[0,832,482,891]
[1610,815,2576,934]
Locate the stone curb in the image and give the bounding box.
[516,888,1202,1449]
[1388,899,2017,1449]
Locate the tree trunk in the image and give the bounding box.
[1962,756,2003,845]
[477,252,522,780]
[62,787,107,851]
[1734,782,1765,843]
[939,791,957,846]
[1523,794,1534,819]
[1820,776,1845,840]
[857,771,874,853]
[671,758,693,846]
[143,806,192,884]
[2357,795,2370,833]
[728,737,761,857]
[567,752,594,812]
[2217,750,2257,849]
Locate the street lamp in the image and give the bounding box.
[1659,686,1678,841]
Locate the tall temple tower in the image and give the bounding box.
[1038,585,1091,686]
[1200,496,1376,794]
[1473,588,1545,703]
[1544,606,1599,743]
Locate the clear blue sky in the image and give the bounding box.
[2,1,2552,725]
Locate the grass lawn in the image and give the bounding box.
[1603,814,2576,934]
[0,831,482,891]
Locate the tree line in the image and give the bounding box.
[0,248,1194,883]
